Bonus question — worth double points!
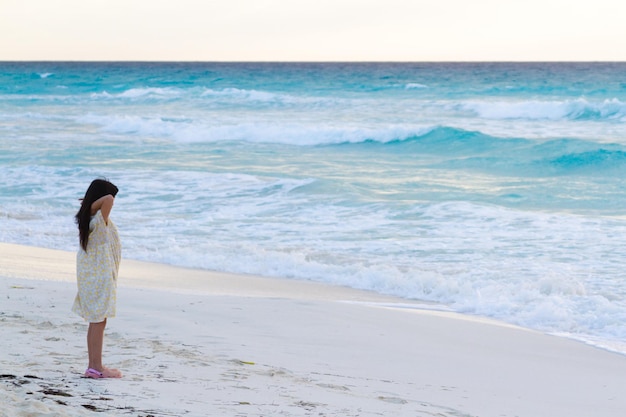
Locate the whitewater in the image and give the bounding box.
[1,62,626,353]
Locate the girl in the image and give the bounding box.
[72,179,122,379]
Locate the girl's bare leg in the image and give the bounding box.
[87,319,122,377]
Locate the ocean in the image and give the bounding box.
[1,62,626,353]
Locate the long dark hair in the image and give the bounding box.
[75,179,119,251]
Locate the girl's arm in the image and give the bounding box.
[91,194,115,225]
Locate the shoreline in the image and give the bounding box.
[0,242,412,302]
[2,242,626,416]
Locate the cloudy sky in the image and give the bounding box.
[1,0,624,61]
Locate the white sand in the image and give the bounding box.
[2,242,626,417]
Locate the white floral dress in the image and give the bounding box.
[72,210,121,323]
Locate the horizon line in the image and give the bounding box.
[2,59,626,64]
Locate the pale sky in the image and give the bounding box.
[1,0,625,61]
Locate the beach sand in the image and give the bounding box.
[2,242,626,417]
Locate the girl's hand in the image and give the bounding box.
[91,194,115,224]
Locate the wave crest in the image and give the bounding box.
[462,98,626,121]
[76,112,438,145]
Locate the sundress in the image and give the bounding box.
[72,210,121,323]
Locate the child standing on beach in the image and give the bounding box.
[72,179,123,379]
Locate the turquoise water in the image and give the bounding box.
[2,62,626,352]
